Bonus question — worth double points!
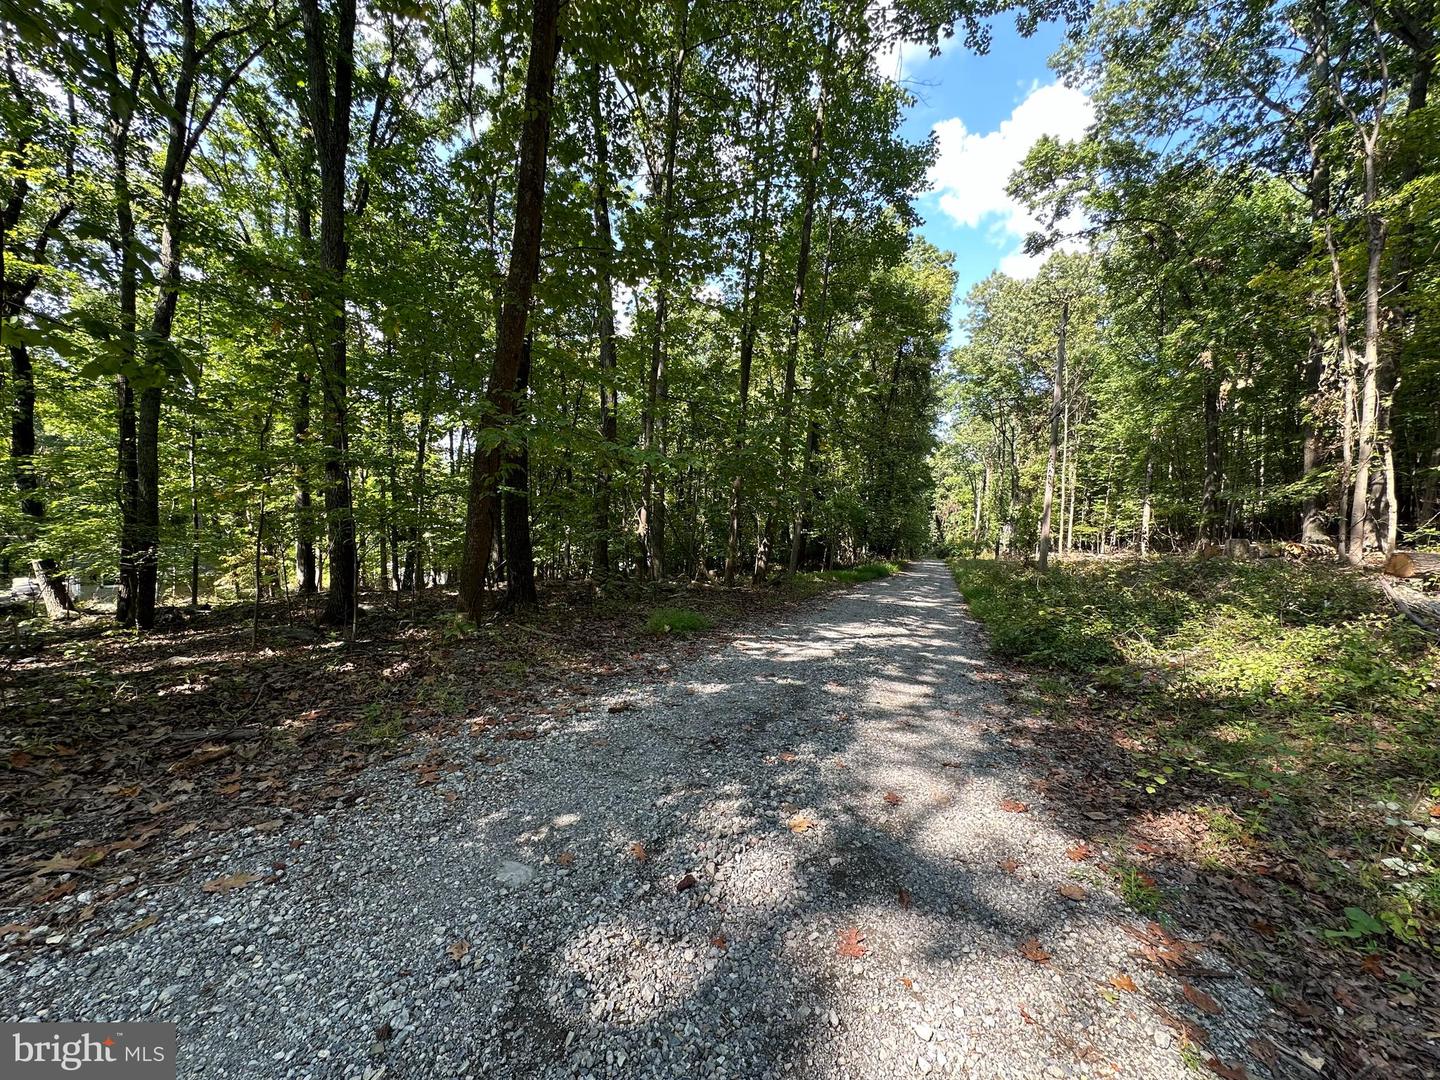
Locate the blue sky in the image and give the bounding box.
[875,18,1092,328]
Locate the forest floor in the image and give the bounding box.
[951,554,1440,1080]
[4,560,1288,1080]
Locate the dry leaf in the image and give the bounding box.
[897,887,914,910]
[447,939,470,961]
[629,841,648,862]
[837,927,867,958]
[1205,1059,1248,1080]
[787,815,816,833]
[201,871,261,893]
[1066,843,1093,861]
[1018,937,1051,963]
[123,914,159,935]
[1108,973,1138,992]
[1058,883,1088,901]
[1182,983,1222,1016]
[710,934,728,950]
[883,791,902,806]
[1018,1004,1037,1025]
[254,820,284,833]
[555,851,575,866]
[374,1021,394,1042]
[0,922,31,936]
[779,751,798,762]
[900,976,913,990]
[998,857,1020,874]
[172,822,200,838]
[1358,955,1385,978]
[1000,798,1029,813]
[675,873,698,892]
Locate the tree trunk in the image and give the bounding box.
[459,0,562,619]
[779,21,834,575]
[299,0,359,623]
[502,338,537,609]
[587,63,618,580]
[1345,136,1387,565]
[1199,350,1222,545]
[1038,300,1068,570]
[641,0,690,582]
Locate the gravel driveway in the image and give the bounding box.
[7,560,1272,1079]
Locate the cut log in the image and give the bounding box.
[1383,551,1440,579]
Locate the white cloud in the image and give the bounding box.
[872,37,933,82]
[927,81,1093,277]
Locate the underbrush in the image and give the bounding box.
[807,561,901,585]
[643,607,715,634]
[950,556,1440,945]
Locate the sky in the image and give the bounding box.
[875,18,1093,332]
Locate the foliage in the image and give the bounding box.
[950,555,1440,938]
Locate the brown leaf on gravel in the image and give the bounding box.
[0,922,32,935]
[555,851,575,866]
[883,791,902,806]
[201,871,261,893]
[374,1021,394,1042]
[1205,1059,1248,1080]
[787,814,816,833]
[1182,983,1223,1016]
[779,751,798,762]
[1358,955,1385,978]
[998,856,1020,874]
[172,822,200,838]
[837,927,867,958]
[675,873,698,892]
[1108,974,1138,992]
[1018,937,1050,963]
[897,887,913,910]
[254,819,284,833]
[1058,882,1088,901]
[123,914,158,935]
[447,939,470,961]
[1019,1004,1037,1024]
[1065,843,1093,861]
[1000,798,1029,813]
[629,841,648,862]
[710,934,728,950]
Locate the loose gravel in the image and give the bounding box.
[5,560,1273,1078]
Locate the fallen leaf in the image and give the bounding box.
[1018,1004,1037,1024]
[172,822,200,838]
[254,819,284,833]
[629,841,648,862]
[675,873,698,892]
[447,939,470,961]
[787,814,816,833]
[1358,954,1386,978]
[998,856,1020,874]
[1084,810,1109,820]
[201,871,262,893]
[883,791,902,806]
[837,927,867,958]
[555,851,575,866]
[1182,983,1222,1016]
[374,1021,394,1042]
[0,922,31,935]
[897,887,914,910]
[1205,1059,1248,1080]
[710,934,728,950]
[1000,798,1029,813]
[1108,974,1138,992]
[123,914,159,935]
[779,751,798,763]
[1019,937,1051,963]
[900,976,913,989]
[1058,883,1088,901]
[1066,843,1093,861]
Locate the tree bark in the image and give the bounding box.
[459,0,562,619]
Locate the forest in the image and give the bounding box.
[1,0,994,630]
[933,0,1439,570]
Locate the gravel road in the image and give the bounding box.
[7,560,1272,1079]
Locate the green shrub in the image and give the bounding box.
[644,607,714,635]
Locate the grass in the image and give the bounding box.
[807,561,901,585]
[949,555,1440,945]
[644,607,715,635]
